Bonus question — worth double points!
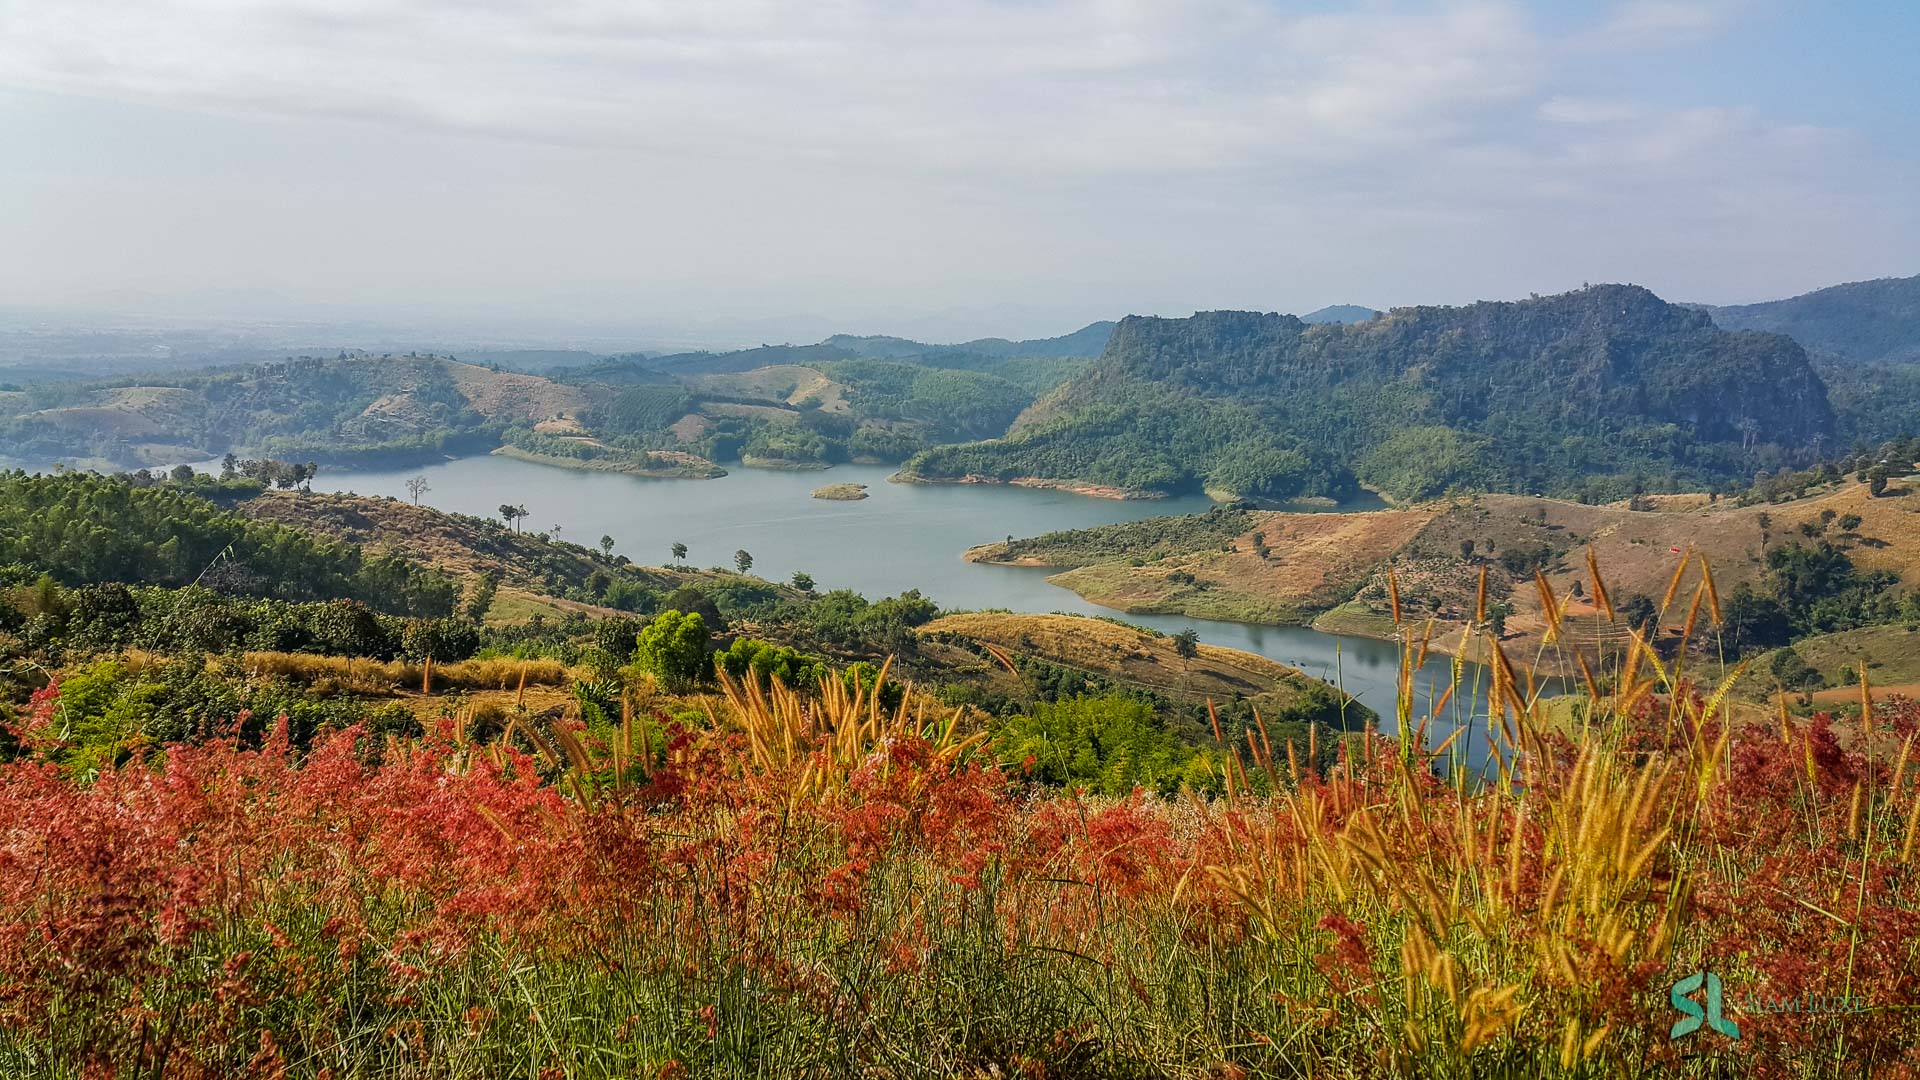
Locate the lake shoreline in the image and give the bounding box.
[890,471,1167,501]
[307,452,1494,726]
[492,444,727,479]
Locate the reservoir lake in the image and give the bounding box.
[316,456,1500,757]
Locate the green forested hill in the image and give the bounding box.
[0,470,459,614]
[1700,274,1920,446]
[1703,274,1920,365]
[0,355,575,468]
[906,285,1838,504]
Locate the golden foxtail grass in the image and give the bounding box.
[235,650,571,693]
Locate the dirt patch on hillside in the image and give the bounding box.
[446,361,589,422]
[534,416,588,435]
[693,365,852,414]
[669,413,711,441]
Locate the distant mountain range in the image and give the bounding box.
[903,285,1839,503]
[7,276,1916,505]
[630,322,1118,377]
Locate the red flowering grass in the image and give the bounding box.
[2,668,1918,1077]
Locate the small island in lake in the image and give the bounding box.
[811,482,870,501]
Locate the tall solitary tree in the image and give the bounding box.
[1173,628,1200,660]
[671,542,688,562]
[734,549,753,574]
[599,535,616,557]
[405,476,431,506]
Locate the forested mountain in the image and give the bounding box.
[1702,274,1920,365]
[1699,274,1920,446]
[905,285,1838,504]
[0,355,579,469]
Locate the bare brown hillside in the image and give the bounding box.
[445,361,590,423]
[978,477,1920,672]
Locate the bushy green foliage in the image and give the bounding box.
[992,694,1224,797]
[1765,542,1902,635]
[996,505,1253,566]
[0,577,491,663]
[780,589,938,652]
[635,609,710,691]
[838,660,906,710]
[399,618,482,662]
[715,638,827,689]
[0,472,457,615]
[28,658,416,774]
[1769,648,1823,690]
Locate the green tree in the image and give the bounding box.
[1173,628,1200,660]
[791,570,815,593]
[1769,648,1823,691]
[1486,601,1514,638]
[400,617,480,663]
[599,534,615,557]
[635,609,710,692]
[670,542,688,562]
[734,549,753,574]
[461,571,499,623]
[1618,593,1658,631]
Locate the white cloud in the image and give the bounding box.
[1593,0,1734,45]
[0,0,1909,320]
[0,0,1546,175]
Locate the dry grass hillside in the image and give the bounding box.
[445,361,589,422]
[1464,481,1920,658]
[235,491,727,623]
[980,476,1920,672]
[690,365,853,413]
[916,611,1356,715]
[1043,508,1436,623]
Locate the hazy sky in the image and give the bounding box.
[2,0,1916,340]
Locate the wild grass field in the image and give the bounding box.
[2,560,1918,1078]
